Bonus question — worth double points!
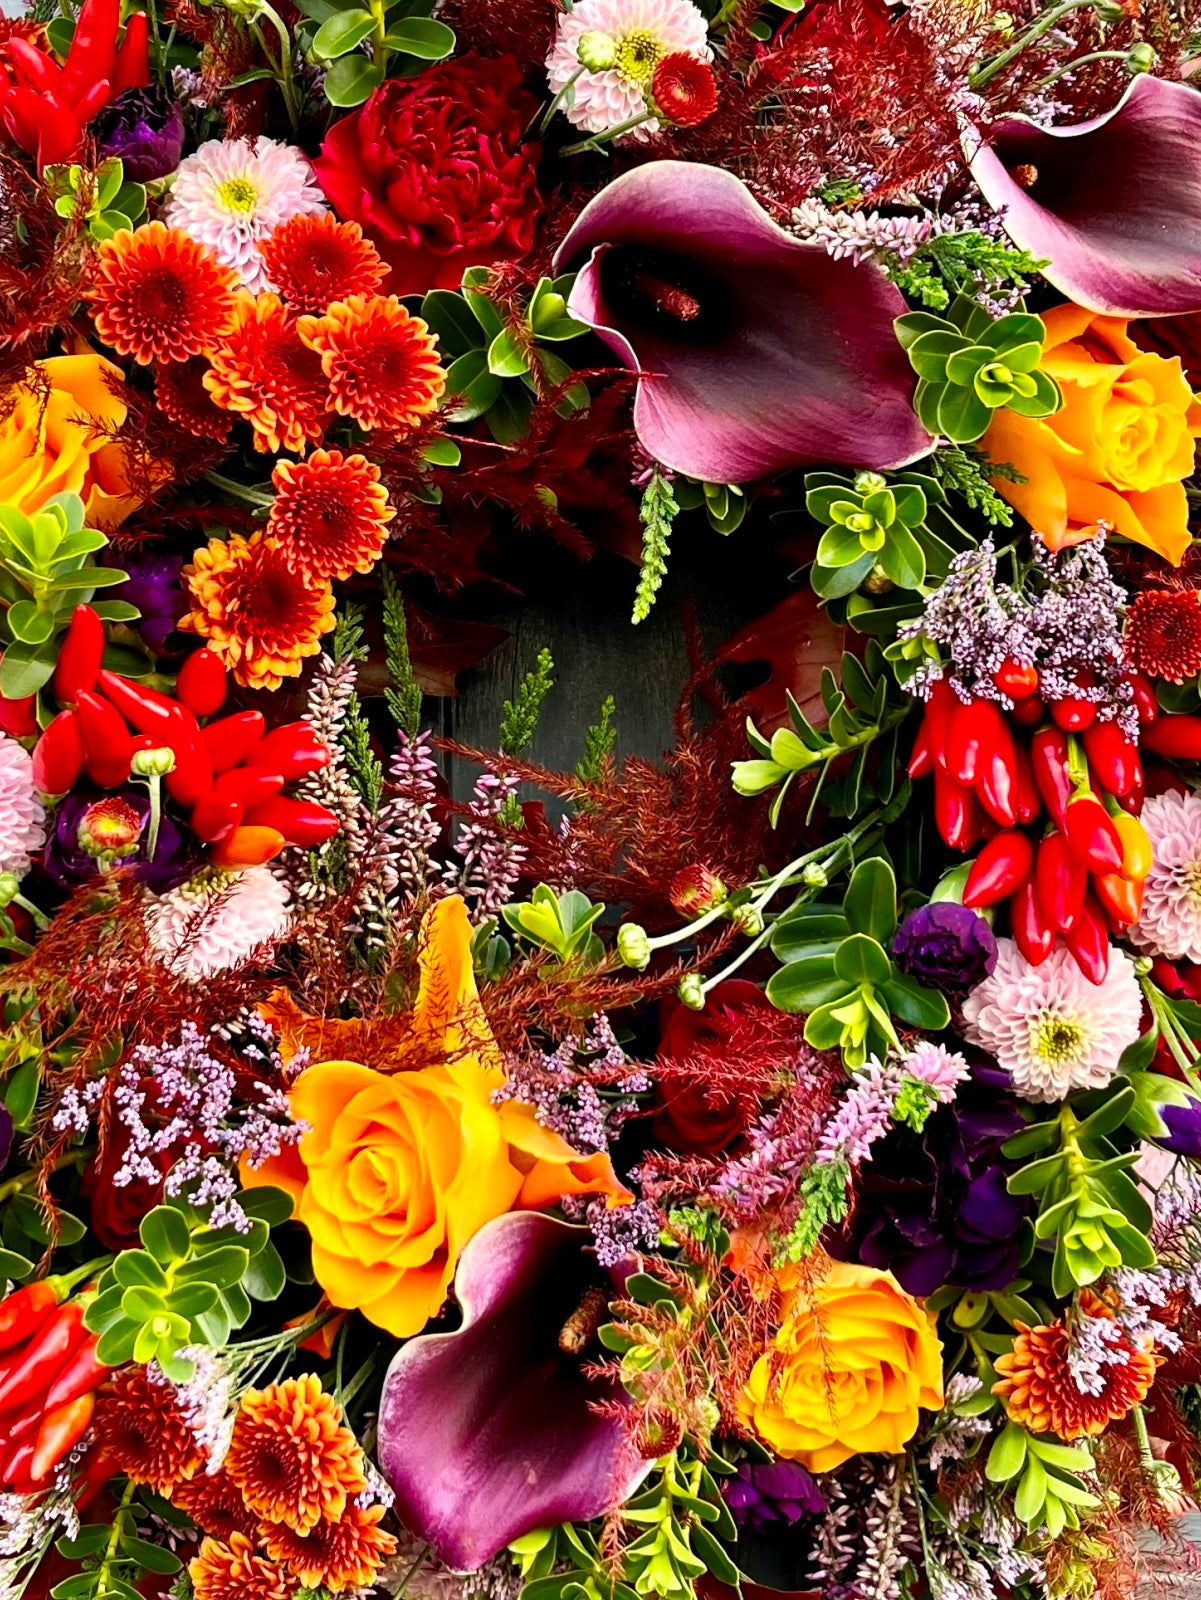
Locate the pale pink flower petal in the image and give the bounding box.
[1129,790,1201,963]
[0,735,45,879]
[146,865,292,981]
[546,0,710,138]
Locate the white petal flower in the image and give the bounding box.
[146,866,292,981]
[0,735,45,879]
[546,0,710,137]
[961,937,1141,1103]
[1129,790,1201,963]
[161,137,326,293]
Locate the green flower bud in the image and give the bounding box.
[1126,41,1156,72]
[677,973,705,1010]
[617,922,650,970]
[802,862,828,888]
[131,746,176,778]
[577,30,618,69]
[730,903,763,937]
[0,872,19,908]
[853,470,887,495]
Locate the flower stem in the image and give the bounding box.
[560,110,654,157]
[970,0,1102,88]
[531,65,584,138]
[1029,48,1136,90]
[0,1149,89,1205]
[204,469,275,510]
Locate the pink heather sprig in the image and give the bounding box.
[816,1059,906,1167]
[445,770,527,917]
[388,730,443,895]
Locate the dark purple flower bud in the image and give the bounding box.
[103,548,185,657]
[1157,1101,1201,1156]
[93,86,186,183]
[44,786,196,894]
[725,1460,825,1533]
[893,902,997,990]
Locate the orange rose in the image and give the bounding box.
[243,896,629,1336]
[984,303,1201,564]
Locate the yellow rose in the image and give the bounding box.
[0,354,138,530]
[737,1258,944,1471]
[984,303,1201,565]
[243,896,630,1337]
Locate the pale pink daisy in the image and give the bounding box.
[146,865,292,981]
[161,138,326,294]
[546,0,710,139]
[962,938,1141,1104]
[0,735,45,878]
[1129,790,1201,963]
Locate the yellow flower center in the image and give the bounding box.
[1032,1009,1085,1065]
[615,29,663,82]
[216,175,259,213]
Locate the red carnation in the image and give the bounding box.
[313,53,543,297]
[651,53,718,128]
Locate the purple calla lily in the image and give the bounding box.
[551,161,932,484]
[378,1212,646,1573]
[966,75,1201,317]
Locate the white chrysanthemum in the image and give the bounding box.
[160,137,326,293]
[546,0,710,137]
[146,865,292,981]
[961,937,1141,1104]
[0,735,45,878]
[1129,790,1201,962]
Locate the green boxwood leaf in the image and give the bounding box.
[322,52,384,105]
[842,856,897,943]
[833,932,891,987]
[311,6,374,55]
[140,1205,191,1265]
[383,16,455,54]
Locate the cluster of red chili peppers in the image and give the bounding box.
[31,606,340,868]
[908,662,1190,982]
[0,0,149,169]
[0,1280,108,1494]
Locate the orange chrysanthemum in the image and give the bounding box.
[259,1502,397,1593]
[297,295,445,433]
[190,1534,297,1600]
[172,1469,260,1541]
[260,214,388,314]
[993,1291,1160,1439]
[181,532,335,691]
[266,449,395,581]
[224,1375,367,1536]
[93,1367,204,1494]
[204,294,329,455]
[90,223,239,366]
[156,357,233,442]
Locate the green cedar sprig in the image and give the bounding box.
[577,694,617,782]
[500,647,555,756]
[381,567,422,736]
[331,603,383,813]
[930,446,1020,528]
[633,470,678,625]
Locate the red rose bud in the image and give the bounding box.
[1035,830,1087,933]
[199,710,266,773]
[242,796,341,848]
[1063,794,1123,875]
[1082,719,1141,797]
[934,767,983,851]
[669,865,728,917]
[963,830,1034,908]
[1063,894,1109,984]
[650,53,718,127]
[51,605,105,706]
[32,710,85,795]
[1030,726,1073,831]
[993,658,1039,699]
[1142,713,1201,761]
[175,646,227,719]
[1011,879,1055,966]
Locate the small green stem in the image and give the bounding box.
[368,0,389,80]
[1029,48,1135,90]
[0,1149,89,1206]
[204,469,275,509]
[11,892,48,930]
[560,110,653,157]
[970,0,1102,88]
[531,65,584,137]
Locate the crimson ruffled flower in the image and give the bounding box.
[297,295,446,433]
[313,54,543,295]
[89,222,238,365]
[259,212,388,313]
[1125,588,1201,684]
[651,53,717,127]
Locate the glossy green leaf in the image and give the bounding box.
[841,856,897,943]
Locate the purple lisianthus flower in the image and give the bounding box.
[725,1461,825,1534]
[378,1213,647,1573]
[103,548,185,657]
[828,1061,1030,1297]
[552,161,932,485]
[93,86,186,183]
[966,76,1201,317]
[893,902,997,990]
[43,786,195,894]
[1126,1068,1201,1156]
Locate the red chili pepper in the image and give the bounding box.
[976,713,1018,828]
[109,11,150,95]
[946,697,989,785]
[1142,714,1201,761]
[96,670,175,735]
[1011,695,1045,728]
[1012,743,1041,826]
[199,710,267,774]
[42,1333,108,1412]
[907,718,935,780]
[247,722,331,782]
[29,1392,95,1482]
[210,825,287,869]
[1011,879,1055,967]
[994,658,1039,700]
[924,677,958,771]
[1030,726,1073,831]
[72,77,112,124]
[0,1283,61,1355]
[32,709,85,795]
[7,37,64,98]
[1126,671,1159,725]
[75,688,134,789]
[52,604,105,707]
[1093,871,1144,927]
[0,1301,86,1413]
[190,792,243,845]
[934,767,983,852]
[1063,794,1123,875]
[1081,719,1141,798]
[209,766,284,811]
[176,647,227,720]
[0,1433,41,1493]
[244,795,341,848]
[1063,895,1109,985]
[163,705,213,809]
[963,830,1034,909]
[1035,831,1087,934]
[1050,695,1096,733]
[0,682,37,739]
[62,0,119,107]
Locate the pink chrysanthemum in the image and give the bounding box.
[147,866,292,981]
[1129,790,1201,962]
[0,735,44,877]
[162,138,327,294]
[962,938,1141,1103]
[546,0,711,138]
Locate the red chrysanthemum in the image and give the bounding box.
[204,293,329,455]
[651,53,718,128]
[260,213,388,314]
[297,294,446,433]
[93,1367,204,1494]
[190,1534,297,1600]
[1125,587,1201,684]
[224,1375,366,1536]
[172,1469,260,1542]
[89,222,240,366]
[259,1503,397,1593]
[267,449,395,581]
[156,356,233,442]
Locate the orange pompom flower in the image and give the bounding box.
[297,294,445,433]
[204,294,329,455]
[259,1502,397,1593]
[1125,588,1201,685]
[90,223,239,366]
[224,1375,367,1536]
[156,357,233,443]
[171,1469,260,1541]
[260,213,388,313]
[181,532,336,691]
[93,1367,204,1494]
[191,1534,298,1600]
[992,1291,1160,1439]
[267,449,395,581]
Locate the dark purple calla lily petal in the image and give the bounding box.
[967,76,1201,317]
[378,1212,646,1573]
[552,161,932,484]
